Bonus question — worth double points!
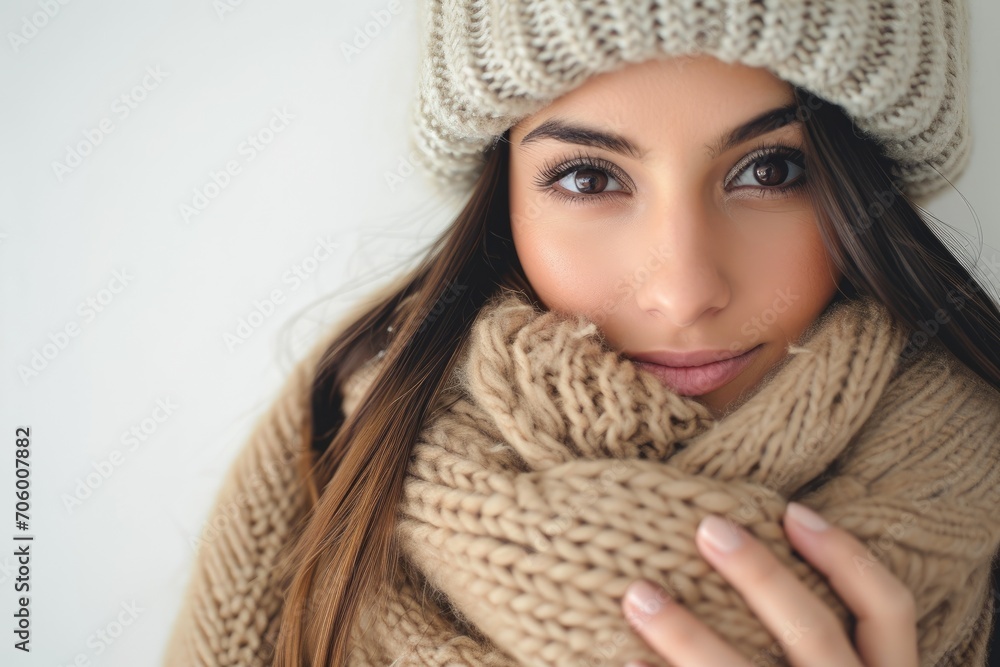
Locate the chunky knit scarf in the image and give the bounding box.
[162,290,1000,667]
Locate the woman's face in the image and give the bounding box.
[508,55,843,417]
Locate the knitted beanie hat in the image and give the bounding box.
[410,0,971,201]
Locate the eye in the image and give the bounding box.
[555,167,625,196]
[726,146,806,193]
[533,154,632,204]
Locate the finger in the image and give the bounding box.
[695,514,864,667]
[621,578,751,667]
[781,501,919,667]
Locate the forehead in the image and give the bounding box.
[509,55,796,147]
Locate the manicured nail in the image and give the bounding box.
[624,579,671,616]
[786,502,829,531]
[698,514,744,553]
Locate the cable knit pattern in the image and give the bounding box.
[163,289,1000,666]
[410,0,971,200]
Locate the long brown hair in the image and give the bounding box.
[268,88,1000,665]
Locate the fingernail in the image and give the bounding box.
[624,661,651,667]
[786,502,829,532]
[624,579,671,615]
[698,514,744,553]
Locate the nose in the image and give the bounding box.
[633,205,731,328]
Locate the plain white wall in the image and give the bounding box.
[1,1,997,664]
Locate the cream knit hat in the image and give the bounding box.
[410,0,971,201]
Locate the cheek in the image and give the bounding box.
[738,214,841,336]
[510,194,628,316]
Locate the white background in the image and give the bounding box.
[1,0,998,664]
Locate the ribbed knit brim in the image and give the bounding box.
[410,0,971,200]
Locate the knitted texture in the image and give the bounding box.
[411,0,971,200]
[162,289,1000,666]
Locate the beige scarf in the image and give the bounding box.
[163,290,1000,667]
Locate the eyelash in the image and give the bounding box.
[532,142,808,205]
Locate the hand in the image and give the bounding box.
[620,502,919,666]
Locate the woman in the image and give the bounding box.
[163,1,1000,666]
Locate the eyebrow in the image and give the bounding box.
[519,103,802,160]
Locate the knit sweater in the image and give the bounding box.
[162,289,1000,666]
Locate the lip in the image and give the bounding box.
[626,344,764,396]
